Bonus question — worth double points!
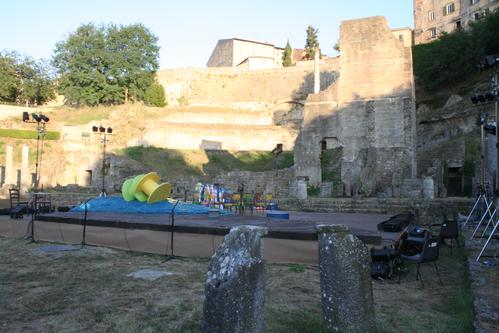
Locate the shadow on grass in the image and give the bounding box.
[119,146,294,181]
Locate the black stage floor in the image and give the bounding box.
[37,211,397,245]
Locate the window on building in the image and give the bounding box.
[443,3,455,16]
[456,20,462,29]
[398,34,404,42]
[428,10,435,21]
[470,0,480,5]
[474,12,481,20]
[429,28,437,39]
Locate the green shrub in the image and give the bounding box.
[0,129,60,140]
[413,8,499,91]
[144,82,166,107]
[307,185,320,197]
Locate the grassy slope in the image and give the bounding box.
[0,236,473,333]
[118,146,294,180]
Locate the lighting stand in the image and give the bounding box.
[92,126,113,197]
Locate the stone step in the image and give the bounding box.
[159,108,273,126]
[129,122,298,151]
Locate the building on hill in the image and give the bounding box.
[414,0,499,44]
[207,38,284,70]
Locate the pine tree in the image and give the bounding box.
[304,25,319,60]
[282,40,292,67]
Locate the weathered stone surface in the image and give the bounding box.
[4,145,13,186]
[319,182,333,198]
[316,224,375,333]
[21,144,29,191]
[422,177,435,199]
[203,226,268,333]
[294,17,416,195]
[444,94,463,108]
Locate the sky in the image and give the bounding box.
[0,0,414,69]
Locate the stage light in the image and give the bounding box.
[32,113,42,122]
[107,127,112,134]
[478,95,486,103]
[99,126,105,133]
[40,114,49,122]
[486,93,496,101]
[92,126,98,132]
[471,96,478,104]
[22,112,29,122]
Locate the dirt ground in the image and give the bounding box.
[0,236,472,333]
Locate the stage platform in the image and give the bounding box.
[0,211,398,264]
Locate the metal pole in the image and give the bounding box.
[100,134,107,197]
[481,122,485,188]
[34,123,41,191]
[494,73,499,216]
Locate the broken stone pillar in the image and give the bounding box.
[296,179,308,200]
[319,182,333,198]
[314,47,320,94]
[21,144,29,191]
[422,177,435,199]
[4,145,14,186]
[316,224,375,333]
[204,226,268,333]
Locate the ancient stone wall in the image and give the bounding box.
[294,17,416,196]
[157,60,339,107]
[213,168,295,197]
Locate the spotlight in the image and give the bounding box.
[32,113,42,122]
[471,96,478,104]
[92,126,98,132]
[22,112,29,122]
[99,126,105,133]
[486,93,496,101]
[478,95,486,103]
[106,127,112,134]
[40,114,49,122]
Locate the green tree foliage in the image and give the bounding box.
[282,40,293,67]
[304,25,319,60]
[53,23,160,106]
[413,9,499,91]
[0,52,55,106]
[144,81,166,107]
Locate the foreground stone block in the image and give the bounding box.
[203,226,268,333]
[317,224,375,333]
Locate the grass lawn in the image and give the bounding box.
[0,237,473,333]
[118,146,294,180]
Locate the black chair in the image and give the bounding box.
[430,219,460,255]
[9,188,29,219]
[398,237,442,288]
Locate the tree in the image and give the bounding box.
[282,40,292,67]
[304,25,319,60]
[0,51,55,105]
[333,41,340,53]
[106,23,160,103]
[0,54,18,102]
[53,23,160,106]
[144,81,166,107]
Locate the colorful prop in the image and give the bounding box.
[122,172,172,204]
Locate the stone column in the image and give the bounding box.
[316,224,375,333]
[204,225,268,333]
[314,47,320,94]
[423,177,435,199]
[4,145,14,186]
[21,144,29,191]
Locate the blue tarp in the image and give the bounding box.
[70,196,211,215]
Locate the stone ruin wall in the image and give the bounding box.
[156,59,339,108]
[1,17,417,199]
[294,17,416,196]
